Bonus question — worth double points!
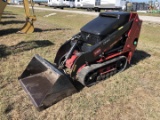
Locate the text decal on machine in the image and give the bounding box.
[93,48,102,57]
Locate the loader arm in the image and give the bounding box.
[0,0,7,21]
[18,0,36,34]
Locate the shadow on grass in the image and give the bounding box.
[0,20,25,25]
[1,16,16,19]
[3,11,18,15]
[4,104,14,114]
[0,28,71,36]
[130,50,151,65]
[34,28,71,32]
[0,28,20,36]
[0,40,54,58]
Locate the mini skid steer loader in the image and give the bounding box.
[19,12,142,110]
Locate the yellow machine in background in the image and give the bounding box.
[0,0,36,34]
[19,0,36,33]
[0,0,7,20]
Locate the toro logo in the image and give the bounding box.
[93,48,102,57]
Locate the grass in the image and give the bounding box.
[0,6,160,120]
[138,12,160,17]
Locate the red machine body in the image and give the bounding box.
[64,12,142,82]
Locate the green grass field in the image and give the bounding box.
[0,6,160,120]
